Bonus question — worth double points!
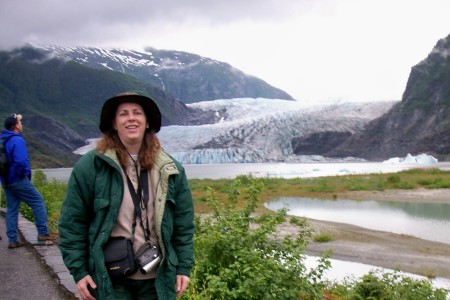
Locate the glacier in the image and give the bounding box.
[158,98,395,163]
[75,98,396,163]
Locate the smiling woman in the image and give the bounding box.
[58,92,195,300]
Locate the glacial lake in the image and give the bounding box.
[265,197,450,245]
[41,161,450,182]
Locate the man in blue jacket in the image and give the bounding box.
[1,113,58,249]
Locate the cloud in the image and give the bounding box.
[0,0,315,49]
[0,0,449,103]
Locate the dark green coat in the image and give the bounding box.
[58,149,195,299]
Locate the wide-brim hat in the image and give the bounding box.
[99,92,161,133]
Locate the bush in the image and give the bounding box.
[327,270,449,300]
[387,175,401,184]
[313,233,335,243]
[183,176,331,299]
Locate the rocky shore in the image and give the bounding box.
[276,188,450,280]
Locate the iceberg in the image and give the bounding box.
[382,153,438,164]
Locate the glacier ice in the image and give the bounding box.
[158,98,395,163]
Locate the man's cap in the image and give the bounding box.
[4,114,22,130]
[99,92,162,133]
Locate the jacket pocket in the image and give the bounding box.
[88,198,110,238]
[162,245,179,292]
[162,199,175,237]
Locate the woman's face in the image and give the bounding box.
[113,102,148,147]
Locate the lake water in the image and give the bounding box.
[41,161,450,182]
[265,197,450,244]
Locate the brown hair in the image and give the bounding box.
[96,130,161,170]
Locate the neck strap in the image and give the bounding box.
[123,166,151,243]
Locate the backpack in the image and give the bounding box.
[0,136,13,185]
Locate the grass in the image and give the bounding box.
[189,168,450,212]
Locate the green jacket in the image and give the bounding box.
[58,149,195,299]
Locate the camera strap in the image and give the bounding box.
[123,162,151,244]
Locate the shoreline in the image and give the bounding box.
[339,188,450,204]
[276,188,450,280]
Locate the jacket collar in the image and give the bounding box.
[153,151,179,175]
[1,129,21,140]
[101,148,179,176]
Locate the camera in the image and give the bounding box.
[135,243,161,274]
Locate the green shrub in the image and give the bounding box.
[289,216,307,226]
[387,175,401,184]
[183,176,331,299]
[421,178,450,188]
[328,270,449,300]
[313,233,335,243]
[392,181,415,189]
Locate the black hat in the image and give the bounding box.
[99,92,161,133]
[4,114,22,130]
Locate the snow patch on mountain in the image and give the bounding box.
[33,44,220,73]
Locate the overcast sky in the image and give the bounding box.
[1,0,449,104]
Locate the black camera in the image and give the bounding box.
[135,243,161,274]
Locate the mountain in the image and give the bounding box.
[0,46,215,166]
[0,46,209,132]
[24,114,86,167]
[0,44,293,167]
[30,45,294,103]
[327,33,450,161]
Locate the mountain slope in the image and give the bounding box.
[31,45,294,103]
[328,33,450,161]
[0,47,203,135]
[0,47,213,167]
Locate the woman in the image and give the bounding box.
[59,92,195,300]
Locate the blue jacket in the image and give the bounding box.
[1,129,32,186]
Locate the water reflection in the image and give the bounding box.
[265,197,450,244]
[387,201,450,220]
